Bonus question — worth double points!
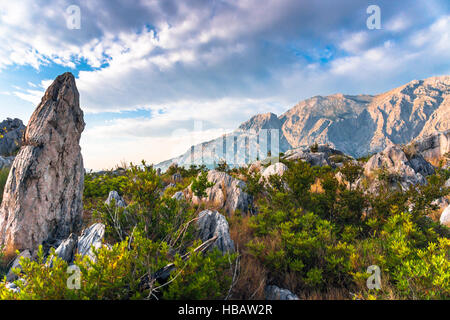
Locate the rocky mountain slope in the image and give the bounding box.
[157,75,449,170]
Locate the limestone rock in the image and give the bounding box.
[105,191,127,208]
[0,72,85,257]
[77,223,105,260]
[265,285,299,300]
[197,210,234,254]
[440,206,450,227]
[364,145,435,189]
[54,233,78,263]
[6,250,31,282]
[283,145,349,168]
[261,162,288,179]
[0,118,25,157]
[190,170,253,216]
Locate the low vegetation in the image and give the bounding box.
[1,156,449,300]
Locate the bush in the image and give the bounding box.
[0,167,10,204]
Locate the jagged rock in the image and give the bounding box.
[0,118,25,157]
[54,233,78,263]
[0,73,85,258]
[105,191,127,208]
[440,206,450,227]
[77,223,105,260]
[265,285,299,300]
[172,191,185,201]
[364,145,435,190]
[0,156,14,170]
[261,162,288,179]
[197,210,234,254]
[6,250,31,282]
[189,170,253,216]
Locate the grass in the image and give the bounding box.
[0,167,10,204]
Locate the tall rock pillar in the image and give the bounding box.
[0,72,85,257]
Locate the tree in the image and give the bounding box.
[340,161,363,190]
[191,171,214,199]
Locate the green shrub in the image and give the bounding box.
[0,167,10,204]
[191,171,214,199]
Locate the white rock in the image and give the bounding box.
[440,206,450,227]
[197,210,234,254]
[77,223,105,261]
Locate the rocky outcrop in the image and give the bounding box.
[197,210,234,254]
[283,145,350,168]
[265,285,299,300]
[440,206,450,227]
[363,145,435,190]
[105,191,127,208]
[0,72,85,257]
[404,130,450,165]
[0,118,25,157]
[77,223,105,260]
[261,162,288,180]
[189,170,253,216]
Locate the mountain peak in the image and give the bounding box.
[238,112,281,132]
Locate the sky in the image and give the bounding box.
[0,0,449,170]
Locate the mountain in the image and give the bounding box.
[156,76,450,170]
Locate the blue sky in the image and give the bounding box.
[0,0,449,169]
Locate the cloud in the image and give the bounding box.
[0,0,449,169]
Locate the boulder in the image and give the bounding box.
[440,206,450,227]
[105,191,127,208]
[6,250,31,282]
[261,162,288,179]
[265,285,299,300]
[54,233,78,263]
[0,118,25,156]
[77,223,105,260]
[197,210,234,254]
[0,73,85,258]
[190,170,253,216]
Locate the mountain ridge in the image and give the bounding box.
[158,75,449,170]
